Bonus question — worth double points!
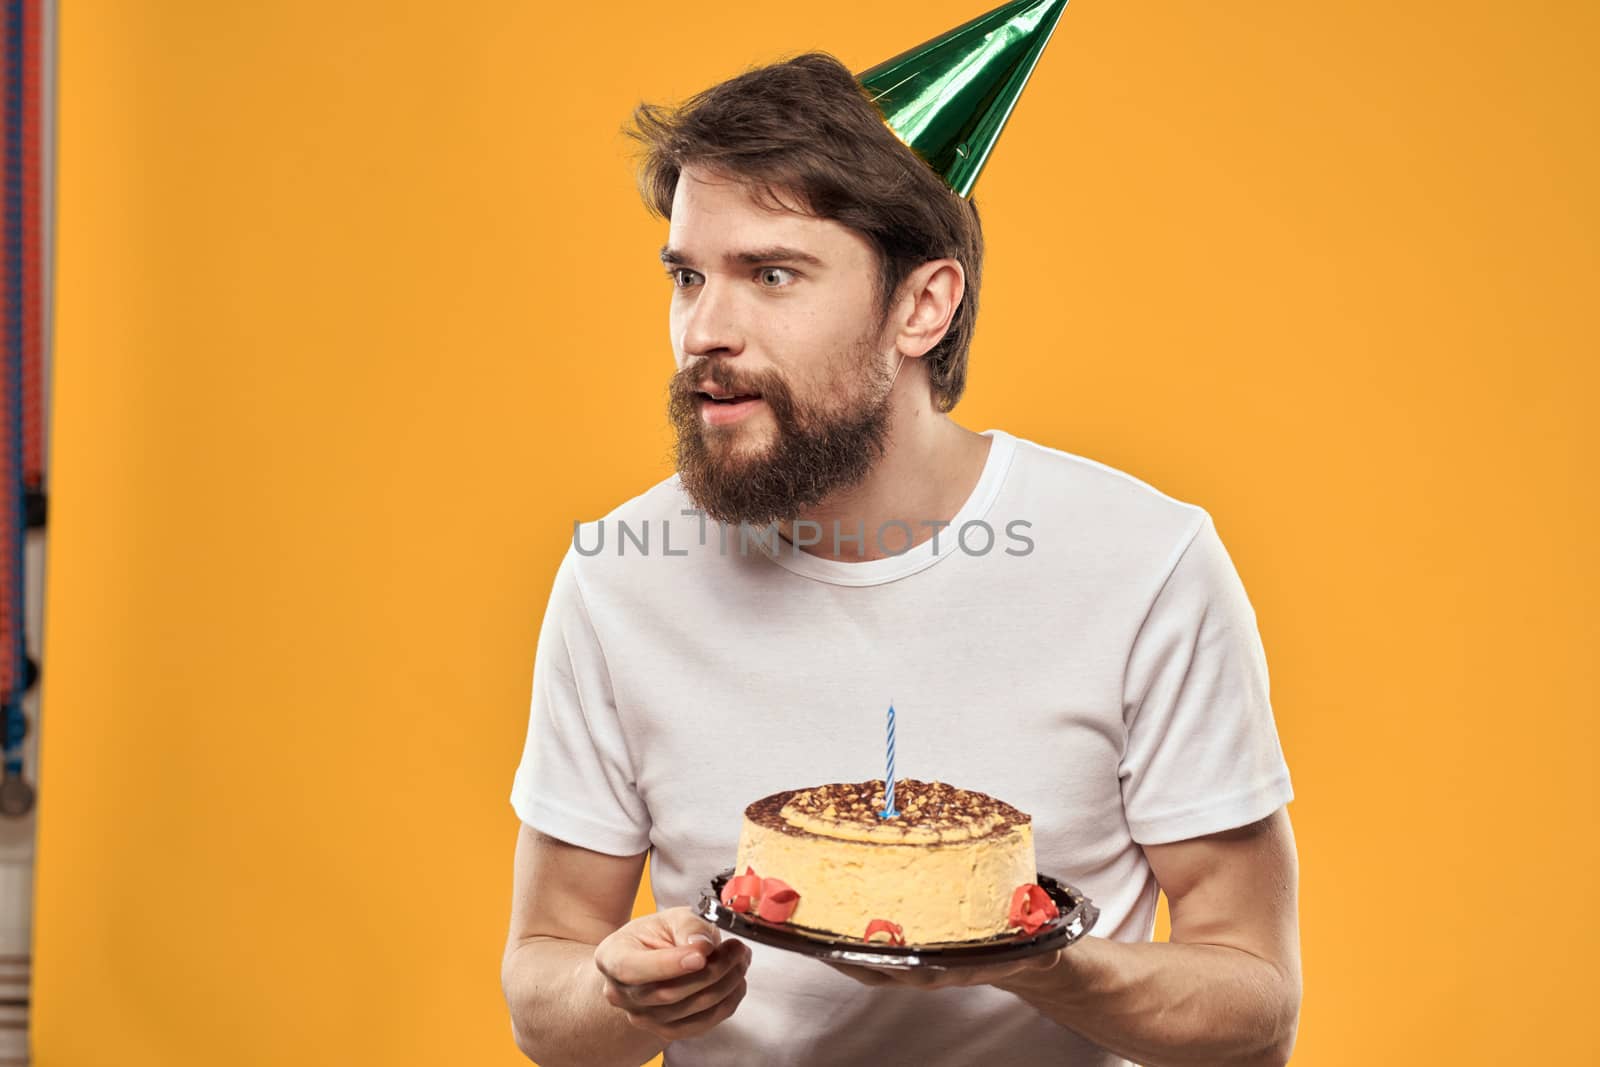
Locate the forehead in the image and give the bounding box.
[666,165,868,264]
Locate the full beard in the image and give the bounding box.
[666,337,897,529]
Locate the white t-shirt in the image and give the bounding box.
[510,427,1293,1067]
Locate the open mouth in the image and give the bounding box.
[699,391,762,405]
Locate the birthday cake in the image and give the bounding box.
[722,778,1059,946]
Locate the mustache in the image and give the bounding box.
[673,363,777,398]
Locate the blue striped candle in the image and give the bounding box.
[880,701,899,818]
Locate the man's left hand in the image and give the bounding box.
[823,947,1063,990]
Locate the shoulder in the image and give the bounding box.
[997,429,1211,560]
[998,433,1265,630]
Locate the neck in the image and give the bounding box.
[776,395,993,563]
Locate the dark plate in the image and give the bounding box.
[695,867,1098,970]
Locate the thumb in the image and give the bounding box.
[665,907,721,960]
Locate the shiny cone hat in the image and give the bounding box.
[856,0,1069,199]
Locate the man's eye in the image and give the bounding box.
[758,267,797,288]
[666,268,700,288]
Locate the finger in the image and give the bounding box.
[603,941,720,986]
[650,976,750,1041]
[911,967,983,989]
[664,907,721,957]
[887,963,1022,990]
[1031,949,1064,971]
[613,940,751,1010]
[643,950,751,1024]
[890,969,949,988]
[822,961,895,987]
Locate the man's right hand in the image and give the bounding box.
[593,905,753,1043]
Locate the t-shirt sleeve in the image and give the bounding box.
[1118,510,1294,845]
[508,549,652,857]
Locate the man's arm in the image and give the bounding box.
[500,823,666,1067]
[501,823,750,1066]
[996,807,1302,1067]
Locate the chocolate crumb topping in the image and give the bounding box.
[744,779,1030,842]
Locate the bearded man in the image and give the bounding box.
[502,20,1300,1067]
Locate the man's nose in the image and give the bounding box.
[680,277,744,358]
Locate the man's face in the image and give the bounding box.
[663,164,901,529]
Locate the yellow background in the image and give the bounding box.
[34,0,1596,1063]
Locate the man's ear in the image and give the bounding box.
[891,258,965,361]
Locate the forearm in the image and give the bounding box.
[503,936,666,1067]
[996,936,1300,1067]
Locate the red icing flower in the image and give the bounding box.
[1008,883,1060,935]
[756,878,800,922]
[719,866,803,923]
[863,918,906,946]
[720,866,764,913]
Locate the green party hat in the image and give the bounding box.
[856,0,1069,199]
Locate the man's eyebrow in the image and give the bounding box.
[658,245,825,268]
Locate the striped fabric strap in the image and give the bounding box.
[1,0,45,771]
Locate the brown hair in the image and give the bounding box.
[622,51,984,413]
